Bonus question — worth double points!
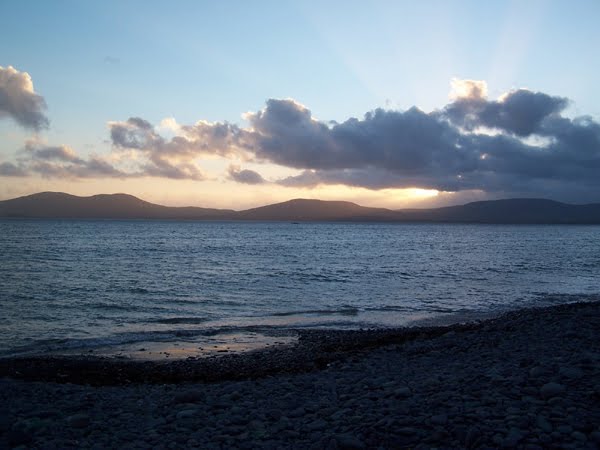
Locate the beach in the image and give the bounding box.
[1,300,599,449]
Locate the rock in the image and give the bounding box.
[394,387,411,398]
[287,407,306,418]
[503,428,523,447]
[465,426,480,448]
[335,433,365,449]
[430,414,448,425]
[540,382,565,398]
[173,389,205,404]
[397,427,418,435]
[571,431,586,442]
[0,415,11,433]
[32,409,58,419]
[529,366,545,378]
[557,424,573,434]
[176,409,197,420]
[307,419,328,431]
[6,428,31,446]
[559,366,583,379]
[536,415,552,433]
[589,431,600,444]
[67,413,90,428]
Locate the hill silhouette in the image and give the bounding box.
[1,192,600,224]
[235,198,397,221]
[0,192,233,219]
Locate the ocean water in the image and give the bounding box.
[1,220,599,358]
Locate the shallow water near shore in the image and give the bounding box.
[1,219,599,359]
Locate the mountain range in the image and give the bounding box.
[1,192,600,224]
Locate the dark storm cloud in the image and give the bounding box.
[443,89,569,136]
[100,84,600,200]
[246,100,470,175]
[0,66,49,130]
[239,92,597,200]
[227,165,266,184]
[6,76,596,201]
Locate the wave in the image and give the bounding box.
[271,307,359,317]
[364,304,456,314]
[150,317,209,325]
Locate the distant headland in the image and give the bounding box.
[1,192,600,224]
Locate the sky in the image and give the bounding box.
[1,0,600,209]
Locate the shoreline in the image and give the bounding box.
[2,300,599,448]
[0,300,596,386]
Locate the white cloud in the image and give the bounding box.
[0,65,49,130]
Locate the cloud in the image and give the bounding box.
[227,165,266,184]
[0,162,27,177]
[246,100,464,175]
[109,117,246,157]
[3,141,130,179]
[103,82,600,200]
[24,140,83,163]
[443,88,569,136]
[0,66,49,130]
[3,139,206,181]
[449,78,488,100]
[4,77,598,202]
[107,116,247,180]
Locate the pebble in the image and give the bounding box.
[335,433,365,449]
[66,413,90,428]
[539,382,566,399]
[536,415,552,433]
[1,301,599,449]
[559,367,583,379]
[393,387,411,398]
[430,414,448,425]
[176,409,198,420]
[173,389,205,404]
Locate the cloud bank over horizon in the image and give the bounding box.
[2,71,599,203]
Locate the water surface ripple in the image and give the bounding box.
[1,220,598,356]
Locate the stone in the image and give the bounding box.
[557,424,573,434]
[0,415,11,433]
[307,419,328,431]
[287,407,306,418]
[335,433,366,450]
[6,428,31,446]
[430,414,448,425]
[67,413,90,428]
[503,428,523,447]
[571,431,586,442]
[536,415,552,433]
[540,382,565,398]
[176,409,198,420]
[173,389,205,404]
[394,387,411,398]
[465,426,480,448]
[559,367,583,379]
[589,431,600,444]
[529,366,545,378]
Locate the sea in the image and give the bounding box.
[1,220,599,359]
